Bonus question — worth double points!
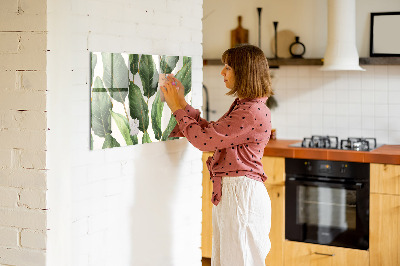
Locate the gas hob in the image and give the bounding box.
[289,135,382,151]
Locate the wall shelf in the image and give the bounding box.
[359,57,400,65]
[203,57,400,67]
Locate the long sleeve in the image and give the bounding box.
[172,105,257,152]
[172,97,271,206]
[169,104,211,137]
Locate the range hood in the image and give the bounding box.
[320,0,365,71]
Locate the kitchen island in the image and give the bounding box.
[202,140,400,266]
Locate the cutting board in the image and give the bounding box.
[231,16,249,48]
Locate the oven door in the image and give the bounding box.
[285,177,369,250]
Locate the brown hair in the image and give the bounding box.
[221,44,273,99]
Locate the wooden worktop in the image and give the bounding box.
[263,139,400,165]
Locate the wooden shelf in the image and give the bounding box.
[359,57,400,65]
[268,58,322,67]
[203,57,400,67]
[203,58,323,67]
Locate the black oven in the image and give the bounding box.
[285,158,369,250]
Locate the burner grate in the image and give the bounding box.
[301,135,339,149]
[340,137,377,151]
[296,136,378,151]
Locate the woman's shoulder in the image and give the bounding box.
[239,98,269,112]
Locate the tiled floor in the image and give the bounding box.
[202,257,211,266]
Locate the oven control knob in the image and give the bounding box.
[340,164,347,174]
[305,162,312,171]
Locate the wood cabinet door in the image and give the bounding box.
[264,184,285,266]
[202,152,213,258]
[370,163,400,195]
[370,193,400,266]
[262,156,285,186]
[284,241,369,266]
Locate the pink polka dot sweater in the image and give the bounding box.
[169,97,272,206]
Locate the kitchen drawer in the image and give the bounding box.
[284,241,369,266]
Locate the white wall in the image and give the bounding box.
[47,0,203,266]
[203,0,400,145]
[203,0,400,58]
[204,64,400,145]
[271,65,400,144]
[0,0,48,265]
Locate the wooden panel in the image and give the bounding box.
[284,241,369,266]
[202,152,213,258]
[262,156,285,185]
[370,163,400,195]
[370,193,400,266]
[265,185,285,266]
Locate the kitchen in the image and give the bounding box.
[202,0,400,265]
[0,0,399,264]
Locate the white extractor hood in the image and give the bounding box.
[320,0,365,71]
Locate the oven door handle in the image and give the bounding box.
[287,177,364,189]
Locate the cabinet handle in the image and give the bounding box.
[314,252,335,257]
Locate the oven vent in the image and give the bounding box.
[320,0,365,71]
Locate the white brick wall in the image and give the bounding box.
[0,0,48,265]
[47,1,203,266]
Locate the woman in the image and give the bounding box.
[161,44,273,266]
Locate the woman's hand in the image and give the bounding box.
[168,75,187,108]
[161,77,184,113]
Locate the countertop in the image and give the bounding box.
[263,139,400,165]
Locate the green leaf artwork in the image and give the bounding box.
[176,56,192,96]
[90,133,94,150]
[139,54,159,99]
[129,81,149,132]
[129,54,139,76]
[102,53,129,103]
[151,91,164,140]
[91,76,112,138]
[111,111,133,146]
[90,53,97,86]
[142,132,152,144]
[103,134,121,149]
[161,116,178,141]
[90,52,192,150]
[160,55,179,74]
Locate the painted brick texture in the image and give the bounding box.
[2,0,204,265]
[0,0,48,265]
[46,0,203,266]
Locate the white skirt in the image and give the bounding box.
[212,176,271,266]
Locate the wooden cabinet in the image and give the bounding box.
[284,241,369,266]
[370,163,400,195]
[262,156,285,266]
[202,158,400,265]
[370,193,400,266]
[201,152,213,258]
[264,184,284,266]
[370,163,400,266]
[261,156,285,186]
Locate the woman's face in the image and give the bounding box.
[220,64,235,89]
